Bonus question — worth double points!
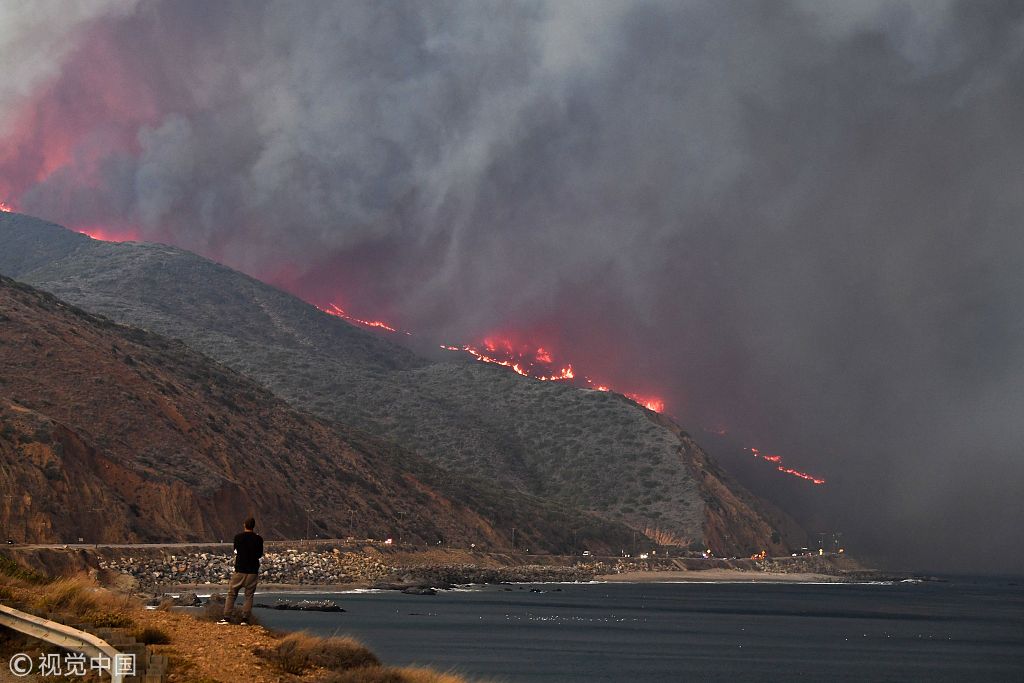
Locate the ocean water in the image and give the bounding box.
[252,577,1023,682]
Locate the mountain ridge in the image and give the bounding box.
[0,273,636,549]
[0,212,803,555]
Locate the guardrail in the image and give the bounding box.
[0,603,127,682]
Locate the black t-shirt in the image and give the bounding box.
[233,530,264,574]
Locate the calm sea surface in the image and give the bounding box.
[252,577,1023,682]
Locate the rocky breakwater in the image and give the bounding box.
[99,548,393,589]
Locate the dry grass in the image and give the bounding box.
[26,575,136,627]
[134,625,171,644]
[30,575,101,613]
[258,632,479,682]
[0,572,134,663]
[257,631,380,675]
[323,666,475,683]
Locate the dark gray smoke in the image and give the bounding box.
[3,0,1023,572]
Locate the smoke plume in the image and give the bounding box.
[2,0,1022,572]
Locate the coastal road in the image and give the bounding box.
[7,538,367,551]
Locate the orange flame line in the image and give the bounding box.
[322,302,403,334]
[747,447,825,485]
[777,466,826,485]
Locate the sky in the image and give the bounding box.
[1,0,1022,573]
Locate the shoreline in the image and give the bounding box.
[595,569,861,583]
[4,542,887,592]
[161,568,879,594]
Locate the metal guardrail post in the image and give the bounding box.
[0,603,127,682]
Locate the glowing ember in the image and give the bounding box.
[319,302,409,334]
[747,447,825,485]
[0,201,11,212]
[75,226,139,242]
[624,393,666,413]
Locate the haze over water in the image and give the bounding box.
[255,579,1023,682]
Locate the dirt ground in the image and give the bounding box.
[142,608,324,683]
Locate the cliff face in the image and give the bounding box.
[651,414,806,556]
[0,212,802,555]
[0,398,205,543]
[0,276,635,549]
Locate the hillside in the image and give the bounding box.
[0,212,801,555]
[0,274,639,549]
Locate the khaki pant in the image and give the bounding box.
[223,572,258,618]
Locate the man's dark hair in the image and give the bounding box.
[243,517,256,530]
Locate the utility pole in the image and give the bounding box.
[346,508,356,541]
[305,507,316,542]
[511,527,516,549]
[2,495,12,543]
[89,507,104,546]
[397,510,406,546]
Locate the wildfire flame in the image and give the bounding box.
[747,447,825,485]
[319,302,406,334]
[0,201,12,213]
[439,335,666,413]
[624,393,665,413]
[75,227,139,242]
[440,339,575,381]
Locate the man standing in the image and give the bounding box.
[219,516,263,624]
